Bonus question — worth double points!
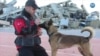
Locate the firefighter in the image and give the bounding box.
[13,0,48,56]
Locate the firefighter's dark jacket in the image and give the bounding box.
[13,9,41,48]
[13,9,38,35]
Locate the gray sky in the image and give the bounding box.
[3,0,100,13]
